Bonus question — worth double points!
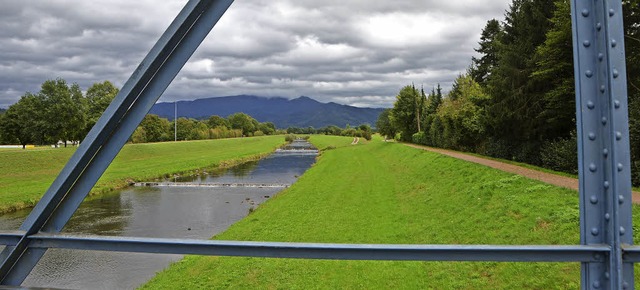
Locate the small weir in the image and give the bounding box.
[134,182,291,188]
[0,139,318,289]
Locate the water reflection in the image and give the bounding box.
[0,140,317,289]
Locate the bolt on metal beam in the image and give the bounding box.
[571,0,633,289]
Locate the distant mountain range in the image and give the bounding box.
[149,95,385,129]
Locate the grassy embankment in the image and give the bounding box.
[0,136,285,213]
[143,134,640,289]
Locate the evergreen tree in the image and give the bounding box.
[485,0,555,162]
[390,85,421,141]
[471,19,502,86]
[532,0,574,141]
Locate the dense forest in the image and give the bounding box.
[378,0,640,185]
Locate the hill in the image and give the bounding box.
[149,95,384,128]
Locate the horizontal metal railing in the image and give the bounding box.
[0,233,612,262]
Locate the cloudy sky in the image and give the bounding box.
[0,0,512,109]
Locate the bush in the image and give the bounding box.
[285,134,297,142]
[412,132,427,145]
[540,132,577,174]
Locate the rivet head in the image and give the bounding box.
[620,226,626,235]
[618,163,624,172]
[591,228,599,236]
[590,195,598,204]
[603,148,609,157]
[616,132,622,140]
[586,70,593,78]
[609,9,615,16]
[598,53,604,61]
[604,181,610,189]
[582,9,590,17]
[588,132,596,140]
[613,69,619,78]
[593,281,601,289]
[589,163,597,172]
[605,213,611,221]
[612,39,617,47]
[583,40,591,47]
[614,100,621,108]
[605,272,610,279]
[596,23,602,31]
[619,195,625,204]
[601,117,607,125]
[600,85,606,93]
[587,101,595,109]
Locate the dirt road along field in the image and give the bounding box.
[404,143,640,204]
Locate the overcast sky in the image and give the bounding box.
[0,0,512,109]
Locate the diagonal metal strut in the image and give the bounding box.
[0,0,234,285]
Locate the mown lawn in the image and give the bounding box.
[143,135,640,289]
[0,136,285,213]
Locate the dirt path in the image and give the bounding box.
[404,143,640,204]
[351,137,359,145]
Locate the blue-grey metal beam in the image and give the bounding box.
[571,0,633,289]
[20,234,609,263]
[0,0,234,285]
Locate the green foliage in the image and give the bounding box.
[532,0,575,141]
[284,134,297,142]
[206,115,230,129]
[540,131,577,174]
[257,122,276,135]
[0,93,42,147]
[139,114,171,142]
[85,81,118,134]
[0,79,117,147]
[375,109,395,139]
[390,85,422,141]
[228,113,258,136]
[485,0,555,160]
[470,19,502,86]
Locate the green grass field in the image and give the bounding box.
[0,136,285,213]
[142,135,640,289]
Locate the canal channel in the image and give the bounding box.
[0,139,317,289]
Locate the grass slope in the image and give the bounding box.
[0,136,285,213]
[144,135,639,289]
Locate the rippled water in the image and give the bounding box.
[0,140,317,289]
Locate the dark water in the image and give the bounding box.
[0,140,317,289]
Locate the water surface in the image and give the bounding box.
[0,141,317,289]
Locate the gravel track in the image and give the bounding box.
[404,143,640,204]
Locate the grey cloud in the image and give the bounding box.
[0,0,511,108]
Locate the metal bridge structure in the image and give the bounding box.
[0,0,635,289]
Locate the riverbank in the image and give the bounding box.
[142,135,640,288]
[0,136,286,214]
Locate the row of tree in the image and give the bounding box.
[0,79,118,148]
[285,124,373,140]
[378,0,640,185]
[0,78,374,146]
[130,113,279,143]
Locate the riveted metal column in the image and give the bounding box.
[571,0,633,289]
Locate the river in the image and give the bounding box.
[0,139,317,289]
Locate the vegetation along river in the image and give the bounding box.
[0,139,318,289]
